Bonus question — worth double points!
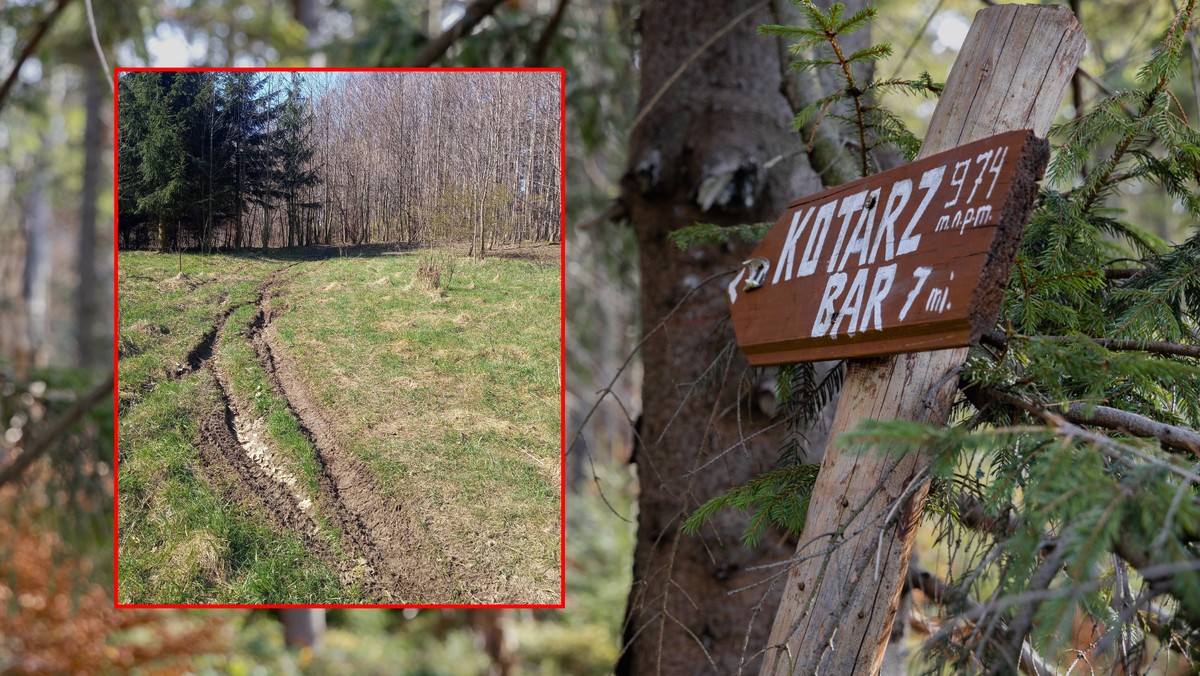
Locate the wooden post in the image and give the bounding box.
[760,6,1085,675]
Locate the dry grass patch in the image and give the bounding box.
[165,531,227,587]
[130,320,169,335]
[118,334,141,359]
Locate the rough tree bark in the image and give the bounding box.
[617,1,866,672]
[77,49,103,368]
[761,6,1086,674]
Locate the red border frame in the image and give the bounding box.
[112,67,568,611]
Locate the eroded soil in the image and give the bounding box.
[176,267,392,599]
[248,269,465,602]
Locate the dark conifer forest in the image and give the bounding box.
[118,71,561,255]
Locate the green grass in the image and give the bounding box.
[270,253,561,602]
[117,252,273,412]
[119,247,561,604]
[118,251,356,604]
[117,370,348,604]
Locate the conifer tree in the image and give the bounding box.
[275,74,320,248]
[222,72,278,249]
[127,72,199,252]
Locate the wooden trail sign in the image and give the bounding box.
[730,130,1048,365]
[760,4,1086,675]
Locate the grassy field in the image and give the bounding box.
[117,246,562,605]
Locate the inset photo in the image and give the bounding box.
[115,68,564,607]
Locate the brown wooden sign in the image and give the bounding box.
[730,129,1048,365]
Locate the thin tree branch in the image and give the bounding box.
[1105,266,1144,280]
[567,268,736,458]
[908,561,1062,676]
[926,558,1200,647]
[886,0,945,80]
[952,491,1200,640]
[1069,338,1200,359]
[0,0,75,118]
[1001,543,1068,676]
[980,388,1200,484]
[0,371,114,488]
[982,330,1200,359]
[969,376,1200,455]
[1060,402,1200,456]
[955,493,1020,538]
[527,0,570,67]
[83,0,114,92]
[410,0,507,67]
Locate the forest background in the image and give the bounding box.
[1,0,1197,673]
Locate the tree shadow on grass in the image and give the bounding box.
[135,242,427,264]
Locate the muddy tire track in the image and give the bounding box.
[250,269,457,602]
[195,369,350,584]
[201,362,386,598]
[157,273,382,599]
[173,294,231,379]
[117,296,232,421]
[183,295,371,596]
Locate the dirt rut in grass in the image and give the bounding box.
[251,271,463,602]
[187,282,385,600]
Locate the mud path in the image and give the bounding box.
[195,367,346,581]
[173,294,231,379]
[250,268,459,602]
[184,293,375,596]
[149,262,461,601]
[169,266,385,599]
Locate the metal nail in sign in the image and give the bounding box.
[730,129,1049,365]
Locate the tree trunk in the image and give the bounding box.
[158,219,170,253]
[20,158,51,376]
[618,1,849,672]
[279,608,326,650]
[235,161,243,250]
[760,7,1085,674]
[77,51,103,368]
[262,206,271,249]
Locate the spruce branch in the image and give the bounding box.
[979,388,1200,484]
[1075,0,1198,212]
[982,330,1200,360]
[761,0,936,177]
[908,561,1063,676]
[824,10,872,176]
